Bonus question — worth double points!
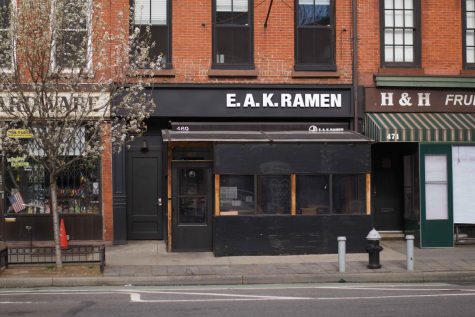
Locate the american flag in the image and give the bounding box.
[8,192,26,213]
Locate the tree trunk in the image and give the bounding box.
[50,173,63,269]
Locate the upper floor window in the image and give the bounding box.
[295,0,335,71]
[381,0,419,66]
[132,0,170,68]
[0,0,13,71]
[464,0,475,67]
[54,0,92,70]
[213,0,253,69]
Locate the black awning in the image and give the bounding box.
[161,129,371,143]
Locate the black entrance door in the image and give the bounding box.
[127,149,163,240]
[372,145,404,231]
[172,163,213,251]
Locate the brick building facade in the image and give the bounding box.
[359,0,475,247]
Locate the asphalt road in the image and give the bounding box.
[1,283,475,317]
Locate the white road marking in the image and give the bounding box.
[315,292,475,301]
[0,301,34,304]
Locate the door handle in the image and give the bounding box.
[157,198,163,206]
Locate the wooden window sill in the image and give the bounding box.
[291,70,340,78]
[127,69,176,78]
[208,69,258,78]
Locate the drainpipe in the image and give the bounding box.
[352,0,359,132]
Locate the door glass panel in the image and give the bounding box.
[179,168,205,195]
[425,155,447,182]
[425,184,448,220]
[425,155,448,220]
[178,197,207,224]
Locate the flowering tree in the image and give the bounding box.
[0,0,160,268]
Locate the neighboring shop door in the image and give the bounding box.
[420,144,453,248]
[372,146,404,231]
[127,149,163,240]
[172,163,212,251]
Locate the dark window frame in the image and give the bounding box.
[54,0,92,70]
[463,0,475,69]
[380,0,421,68]
[129,0,172,69]
[212,0,254,70]
[0,0,13,70]
[294,0,337,71]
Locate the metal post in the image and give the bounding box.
[406,235,415,272]
[338,236,346,273]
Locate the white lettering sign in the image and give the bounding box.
[226,93,343,109]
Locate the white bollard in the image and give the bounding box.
[337,236,346,273]
[406,235,415,272]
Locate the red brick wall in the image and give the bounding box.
[358,0,466,87]
[112,0,354,85]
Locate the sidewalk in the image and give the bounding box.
[1,240,475,288]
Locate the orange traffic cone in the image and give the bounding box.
[60,218,69,250]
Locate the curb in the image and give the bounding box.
[2,271,475,288]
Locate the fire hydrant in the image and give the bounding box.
[366,229,383,269]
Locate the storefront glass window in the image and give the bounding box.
[296,175,330,215]
[220,175,255,215]
[332,175,365,215]
[257,175,291,215]
[4,157,101,215]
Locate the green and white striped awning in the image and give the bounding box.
[365,113,475,142]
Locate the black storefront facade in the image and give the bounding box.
[113,85,373,256]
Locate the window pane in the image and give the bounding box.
[151,0,167,25]
[467,30,475,46]
[58,0,88,29]
[179,168,206,195]
[404,29,413,45]
[131,25,168,67]
[233,0,248,12]
[0,0,10,29]
[425,155,447,182]
[384,29,394,45]
[467,46,475,63]
[404,0,413,9]
[468,0,475,11]
[385,45,394,62]
[425,184,448,220]
[216,0,232,11]
[297,27,333,65]
[404,46,414,62]
[0,30,12,68]
[384,0,393,9]
[333,175,365,215]
[179,197,207,224]
[220,175,255,215]
[468,12,475,29]
[384,10,394,27]
[134,0,151,24]
[258,176,290,215]
[215,26,250,64]
[150,25,169,63]
[394,0,403,9]
[216,0,249,25]
[405,10,414,27]
[394,28,404,44]
[296,175,330,215]
[394,45,404,62]
[394,10,404,27]
[298,0,330,26]
[56,30,88,68]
